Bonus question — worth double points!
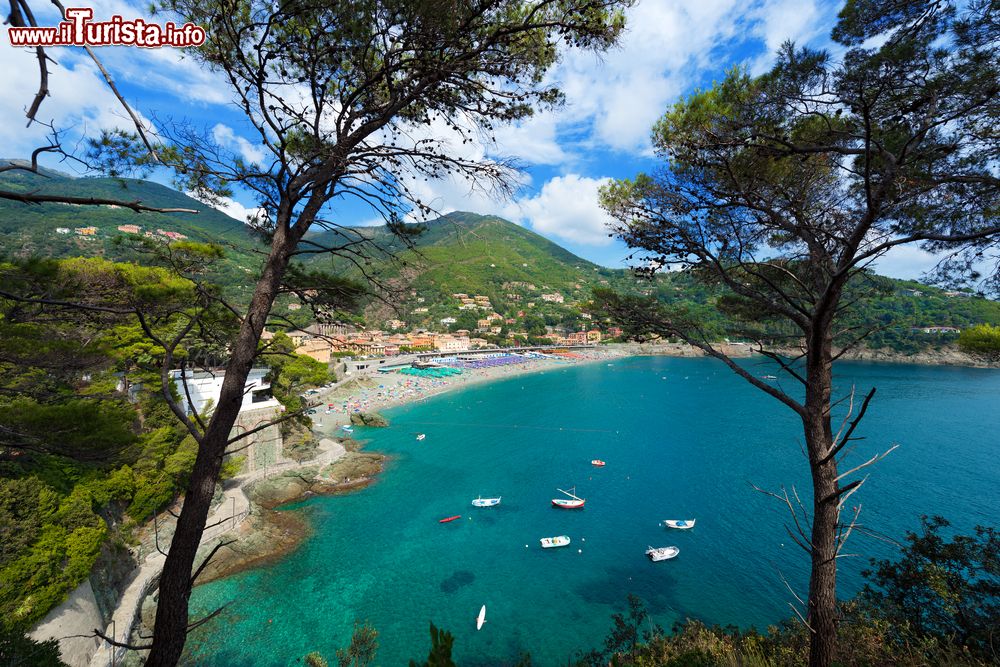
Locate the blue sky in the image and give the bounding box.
[1,0,945,278]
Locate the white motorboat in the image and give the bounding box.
[472,496,501,507]
[540,535,571,548]
[646,546,680,561]
[416,433,426,441]
[663,519,696,530]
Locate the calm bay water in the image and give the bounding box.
[184,357,1000,665]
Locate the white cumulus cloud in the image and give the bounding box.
[504,175,615,246]
[186,191,265,226]
[211,124,267,164]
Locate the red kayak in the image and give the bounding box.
[439,515,462,523]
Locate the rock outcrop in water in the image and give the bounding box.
[350,411,389,427]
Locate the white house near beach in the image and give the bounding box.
[168,368,281,416]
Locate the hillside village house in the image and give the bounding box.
[117,224,141,234]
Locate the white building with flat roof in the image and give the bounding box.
[169,368,281,417]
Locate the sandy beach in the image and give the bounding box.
[309,348,628,437]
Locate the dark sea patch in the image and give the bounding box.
[440,569,476,594]
[574,564,679,617]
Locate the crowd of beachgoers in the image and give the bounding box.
[311,349,625,435]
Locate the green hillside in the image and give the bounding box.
[304,211,627,296]
[0,162,262,295]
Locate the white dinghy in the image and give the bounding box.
[663,519,696,530]
[646,546,680,562]
[472,496,501,507]
[476,605,486,630]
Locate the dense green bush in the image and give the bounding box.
[958,323,1000,360]
[0,402,199,631]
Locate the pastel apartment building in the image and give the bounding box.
[435,335,470,352]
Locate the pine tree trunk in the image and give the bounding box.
[803,331,839,667]
[145,229,295,667]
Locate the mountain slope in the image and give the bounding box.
[303,211,627,300]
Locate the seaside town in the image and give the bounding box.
[273,290,623,364]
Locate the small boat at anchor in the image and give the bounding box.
[416,433,426,441]
[472,496,501,507]
[646,546,680,561]
[591,459,606,467]
[663,519,696,530]
[439,515,462,523]
[762,375,778,380]
[540,535,571,548]
[552,487,585,509]
[341,425,354,433]
[476,605,486,630]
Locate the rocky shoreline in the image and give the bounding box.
[191,451,388,585]
[132,450,388,649]
[626,340,998,368]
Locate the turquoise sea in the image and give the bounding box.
[184,357,1000,665]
